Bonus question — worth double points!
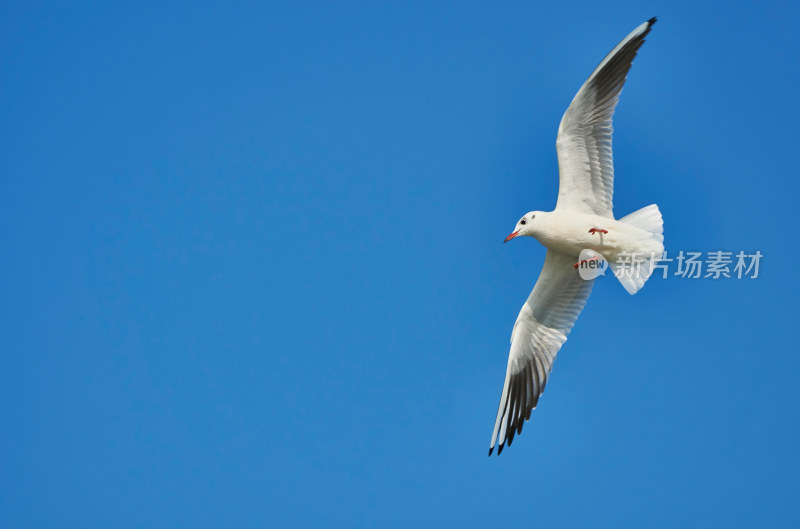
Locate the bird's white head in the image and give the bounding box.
[504,211,542,243]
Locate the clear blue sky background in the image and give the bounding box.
[2,1,799,527]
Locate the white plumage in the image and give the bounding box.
[489,18,663,456]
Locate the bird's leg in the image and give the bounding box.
[573,256,601,269]
[588,228,608,235]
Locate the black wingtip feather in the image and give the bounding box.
[648,16,657,26]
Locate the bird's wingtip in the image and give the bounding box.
[648,16,657,26]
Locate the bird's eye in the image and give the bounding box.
[520,219,526,225]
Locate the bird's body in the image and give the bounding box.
[527,210,663,264]
[489,18,663,456]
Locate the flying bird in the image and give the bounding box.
[489,18,664,456]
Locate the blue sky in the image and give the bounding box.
[2,1,799,527]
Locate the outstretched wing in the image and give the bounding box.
[555,18,656,218]
[489,251,594,456]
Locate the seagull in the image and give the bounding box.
[489,17,664,456]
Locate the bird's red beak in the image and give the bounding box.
[504,230,520,243]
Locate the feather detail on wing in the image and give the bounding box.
[489,251,594,455]
[555,18,656,217]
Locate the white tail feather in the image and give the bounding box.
[612,204,664,295]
